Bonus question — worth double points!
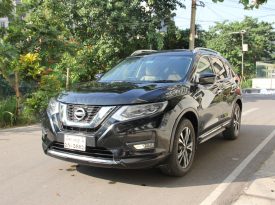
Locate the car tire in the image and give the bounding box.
[223,103,241,140]
[160,118,196,177]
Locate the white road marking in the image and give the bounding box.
[242,108,259,117]
[200,128,275,205]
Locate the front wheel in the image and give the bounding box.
[223,104,241,140]
[160,118,196,177]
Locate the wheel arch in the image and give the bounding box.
[236,98,242,111]
[169,108,199,152]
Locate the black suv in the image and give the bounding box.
[42,48,242,176]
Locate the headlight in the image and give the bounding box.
[112,101,168,121]
[47,98,59,115]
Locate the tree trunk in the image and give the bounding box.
[66,67,70,90]
[14,71,21,117]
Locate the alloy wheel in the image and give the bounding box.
[178,127,194,168]
[233,106,241,135]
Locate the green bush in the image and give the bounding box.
[0,97,16,127]
[24,74,63,116]
[241,79,252,89]
[0,97,37,128]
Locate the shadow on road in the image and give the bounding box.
[76,124,275,188]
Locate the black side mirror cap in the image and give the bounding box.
[198,73,216,85]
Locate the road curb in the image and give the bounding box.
[242,88,275,94]
[234,151,275,205]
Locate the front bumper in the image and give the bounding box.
[42,111,170,169]
[44,142,167,169]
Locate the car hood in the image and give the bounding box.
[57,81,188,105]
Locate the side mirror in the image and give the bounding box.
[198,73,216,85]
[95,73,104,80]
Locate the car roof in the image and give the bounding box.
[130,48,220,58]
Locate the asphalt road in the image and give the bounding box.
[1,94,275,205]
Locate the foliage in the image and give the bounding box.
[18,53,44,80]
[26,0,184,76]
[205,17,275,78]
[0,0,13,17]
[163,23,206,49]
[0,39,18,82]
[0,96,36,128]
[24,74,63,115]
[212,0,268,8]
[0,97,16,127]
[0,75,14,98]
[241,79,252,89]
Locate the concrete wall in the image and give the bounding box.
[252,78,275,89]
[0,17,9,28]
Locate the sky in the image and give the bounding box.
[174,0,275,30]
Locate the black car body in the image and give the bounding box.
[42,48,242,176]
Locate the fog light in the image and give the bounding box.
[133,143,155,150]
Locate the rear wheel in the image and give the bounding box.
[223,104,241,140]
[160,118,196,177]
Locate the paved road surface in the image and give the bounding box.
[1,94,275,205]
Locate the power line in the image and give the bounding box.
[204,1,275,11]
[204,4,227,20]
[175,16,222,23]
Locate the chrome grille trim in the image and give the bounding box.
[67,104,101,123]
[59,103,116,128]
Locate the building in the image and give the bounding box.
[252,61,275,89]
[0,17,9,28]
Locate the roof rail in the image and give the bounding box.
[130,49,157,56]
[193,47,220,55]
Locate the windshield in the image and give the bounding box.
[99,55,192,83]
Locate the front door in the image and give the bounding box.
[192,55,224,133]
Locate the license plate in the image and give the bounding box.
[64,134,86,151]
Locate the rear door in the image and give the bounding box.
[210,56,232,122]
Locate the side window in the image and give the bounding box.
[211,57,228,80]
[223,60,234,78]
[196,56,214,74]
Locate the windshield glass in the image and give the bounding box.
[99,55,192,83]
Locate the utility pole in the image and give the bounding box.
[189,0,196,50]
[230,30,247,80]
[241,33,244,78]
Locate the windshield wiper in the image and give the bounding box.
[151,80,178,83]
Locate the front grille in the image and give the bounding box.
[67,104,101,123]
[61,125,97,133]
[50,142,114,159]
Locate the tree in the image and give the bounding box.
[25,0,184,82]
[0,0,186,118]
[0,0,13,17]
[163,22,206,49]
[0,2,46,116]
[205,17,275,78]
